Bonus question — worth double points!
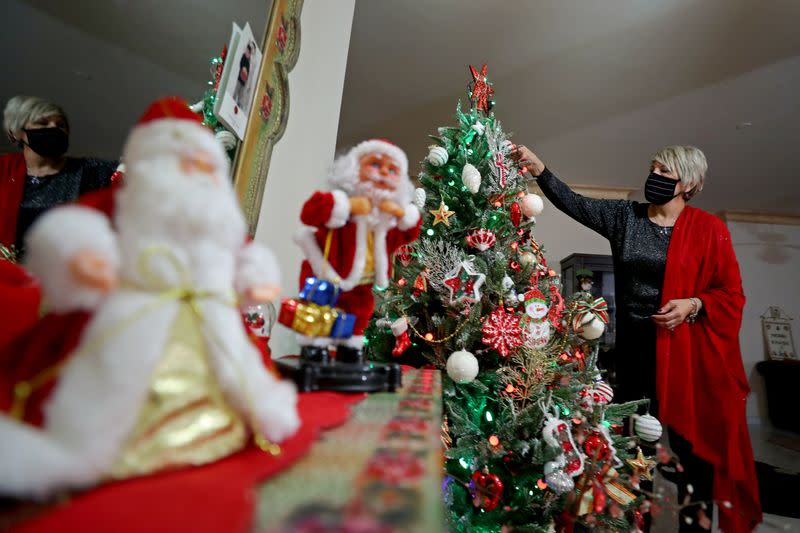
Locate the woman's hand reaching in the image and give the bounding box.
[508,144,546,177]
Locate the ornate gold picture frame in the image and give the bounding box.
[232,0,304,235]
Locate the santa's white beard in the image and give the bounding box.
[352,180,403,228]
[353,178,397,204]
[115,156,246,251]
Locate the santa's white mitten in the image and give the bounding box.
[251,376,300,443]
[25,206,119,313]
[235,242,280,303]
[398,204,421,230]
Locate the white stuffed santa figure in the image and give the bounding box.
[0,97,300,499]
[294,139,421,363]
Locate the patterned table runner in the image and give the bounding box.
[255,368,443,532]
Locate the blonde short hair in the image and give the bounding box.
[3,95,68,141]
[652,145,707,201]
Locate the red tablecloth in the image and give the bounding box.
[5,391,366,533]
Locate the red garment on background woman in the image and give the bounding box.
[0,153,27,247]
[657,206,761,533]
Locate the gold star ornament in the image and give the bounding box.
[430,201,455,226]
[626,447,656,481]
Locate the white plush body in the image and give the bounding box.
[0,119,299,499]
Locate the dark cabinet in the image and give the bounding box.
[560,253,616,350]
[756,360,800,433]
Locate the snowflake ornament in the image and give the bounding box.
[481,307,523,357]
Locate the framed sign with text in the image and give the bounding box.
[761,307,796,361]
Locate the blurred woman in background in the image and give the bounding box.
[1,95,118,259]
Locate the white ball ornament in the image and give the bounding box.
[461,163,482,194]
[215,129,237,152]
[574,314,605,340]
[519,251,536,267]
[521,193,544,218]
[446,350,479,384]
[634,414,663,443]
[427,146,449,167]
[413,187,427,209]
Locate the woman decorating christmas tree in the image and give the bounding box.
[511,144,760,533]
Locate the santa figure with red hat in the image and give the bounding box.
[294,139,421,363]
[0,97,299,498]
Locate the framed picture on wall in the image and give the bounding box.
[214,22,263,140]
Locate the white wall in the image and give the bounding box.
[532,195,612,273]
[254,1,356,357]
[727,221,800,421]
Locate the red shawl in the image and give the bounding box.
[657,206,761,533]
[0,152,27,247]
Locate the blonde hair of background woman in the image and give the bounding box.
[652,145,707,201]
[4,95,68,142]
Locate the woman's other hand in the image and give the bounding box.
[508,144,546,177]
[651,299,694,330]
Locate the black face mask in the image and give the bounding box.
[22,127,69,158]
[644,171,681,205]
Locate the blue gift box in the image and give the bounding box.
[330,311,356,339]
[299,277,340,307]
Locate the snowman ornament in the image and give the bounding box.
[521,286,551,349]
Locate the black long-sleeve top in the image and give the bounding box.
[536,167,673,328]
[15,157,118,257]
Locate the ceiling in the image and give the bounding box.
[3,0,799,216]
[337,0,800,215]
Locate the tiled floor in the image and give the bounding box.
[652,423,800,533]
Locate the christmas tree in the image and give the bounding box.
[367,65,657,532]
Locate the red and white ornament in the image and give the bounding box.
[520,193,544,218]
[390,317,411,357]
[593,381,614,405]
[443,259,486,305]
[542,412,584,477]
[395,244,414,266]
[481,307,523,358]
[524,320,551,349]
[466,229,496,251]
[573,313,605,340]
